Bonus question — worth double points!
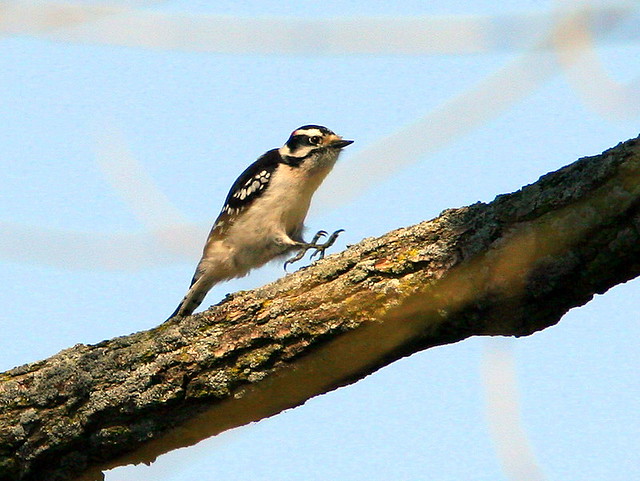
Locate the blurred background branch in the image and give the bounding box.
[1,1,638,268]
[1,2,637,54]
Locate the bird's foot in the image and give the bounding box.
[309,229,344,260]
[284,229,344,270]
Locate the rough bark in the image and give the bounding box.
[2,136,640,481]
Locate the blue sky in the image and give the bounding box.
[1,1,638,480]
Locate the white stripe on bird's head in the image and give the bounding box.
[291,127,325,138]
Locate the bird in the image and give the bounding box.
[168,125,353,319]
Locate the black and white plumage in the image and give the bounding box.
[169,125,353,319]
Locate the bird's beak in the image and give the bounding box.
[326,135,354,149]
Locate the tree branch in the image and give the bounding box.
[2,135,640,481]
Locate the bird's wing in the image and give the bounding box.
[187,150,280,288]
[206,148,280,241]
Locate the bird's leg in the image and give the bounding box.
[284,229,344,270]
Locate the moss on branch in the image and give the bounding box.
[1,135,640,481]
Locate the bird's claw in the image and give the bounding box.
[310,230,328,244]
[284,229,344,271]
[283,249,307,271]
[310,229,344,260]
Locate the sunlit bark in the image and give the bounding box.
[1,136,640,481]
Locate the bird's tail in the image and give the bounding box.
[167,275,218,321]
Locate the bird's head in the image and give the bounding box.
[278,125,353,161]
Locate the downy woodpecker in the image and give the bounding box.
[169,125,353,319]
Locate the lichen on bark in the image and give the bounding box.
[1,135,640,481]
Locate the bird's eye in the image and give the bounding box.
[309,136,322,145]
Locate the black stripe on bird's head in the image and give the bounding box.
[279,125,353,161]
